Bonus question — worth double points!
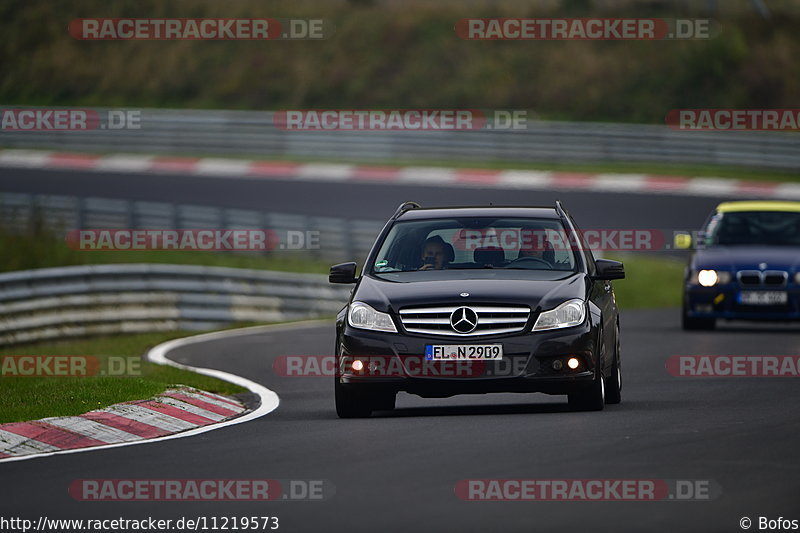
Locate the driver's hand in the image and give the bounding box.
[419,263,434,270]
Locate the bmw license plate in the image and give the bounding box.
[425,344,503,360]
[737,291,788,305]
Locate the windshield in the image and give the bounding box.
[369,217,578,276]
[705,211,800,246]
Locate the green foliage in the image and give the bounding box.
[1,1,799,122]
[606,253,685,309]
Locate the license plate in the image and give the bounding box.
[425,344,503,360]
[737,291,788,305]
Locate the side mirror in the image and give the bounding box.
[594,259,625,280]
[329,262,358,284]
[674,232,693,250]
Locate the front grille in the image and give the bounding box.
[737,270,788,288]
[738,271,761,286]
[765,271,788,286]
[398,305,531,337]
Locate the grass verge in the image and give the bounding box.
[0,331,249,424]
[607,253,685,309]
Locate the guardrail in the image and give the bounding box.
[1,107,798,170]
[0,191,384,264]
[0,264,351,345]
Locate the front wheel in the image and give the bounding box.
[568,373,605,411]
[335,380,372,418]
[605,324,622,405]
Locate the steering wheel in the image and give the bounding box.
[507,256,552,268]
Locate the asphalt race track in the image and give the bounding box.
[1,310,799,533]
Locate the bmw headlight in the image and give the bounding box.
[533,299,586,331]
[691,269,732,287]
[348,302,397,333]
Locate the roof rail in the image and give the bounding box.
[555,200,567,217]
[391,201,421,219]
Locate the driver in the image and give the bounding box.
[419,235,452,270]
[518,234,555,265]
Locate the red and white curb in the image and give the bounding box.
[0,321,328,464]
[1,149,797,199]
[0,386,245,459]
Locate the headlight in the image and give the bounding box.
[533,299,586,331]
[348,302,397,333]
[698,270,718,287]
[692,269,731,287]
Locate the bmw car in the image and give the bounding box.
[678,200,800,330]
[329,202,625,417]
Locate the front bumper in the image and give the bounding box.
[337,320,600,398]
[684,284,800,321]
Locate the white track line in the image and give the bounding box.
[194,159,251,177]
[497,170,552,189]
[95,154,155,173]
[0,320,329,464]
[296,163,353,180]
[398,166,457,184]
[0,149,53,167]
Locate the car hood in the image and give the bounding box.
[354,273,588,313]
[692,246,800,272]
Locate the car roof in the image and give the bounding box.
[397,206,561,220]
[716,201,800,213]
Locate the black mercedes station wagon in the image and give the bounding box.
[329,202,625,418]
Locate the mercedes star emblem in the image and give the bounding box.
[450,306,478,334]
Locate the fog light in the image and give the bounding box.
[352,360,364,372]
[567,358,580,370]
[552,360,563,371]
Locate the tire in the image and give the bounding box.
[568,372,605,411]
[371,390,397,412]
[605,323,622,405]
[682,309,716,331]
[335,379,372,418]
